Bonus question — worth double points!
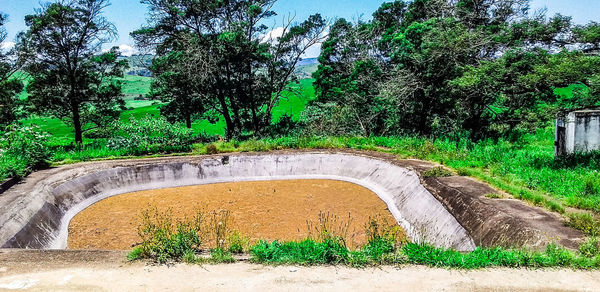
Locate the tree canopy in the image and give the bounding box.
[0,13,23,128]
[133,0,326,138]
[310,0,600,139]
[17,0,127,143]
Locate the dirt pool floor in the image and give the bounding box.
[68,179,399,250]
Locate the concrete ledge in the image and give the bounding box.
[0,178,19,195]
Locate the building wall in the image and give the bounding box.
[573,113,600,153]
[556,111,600,155]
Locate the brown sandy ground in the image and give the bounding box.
[0,250,599,292]
[68,180,399,250]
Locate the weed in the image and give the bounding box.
[485,193,502,199]
[210,248,236,263]
[423,167,453,178]
[209,210,232,250]
[567,212,600,236]
[579,238,600,258]
[306,211,352,248]
[133,207,205,264]
[228,230,250,254]
[583,176,600,197]
[206,144,219,155]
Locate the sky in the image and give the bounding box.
[1,0,599,57]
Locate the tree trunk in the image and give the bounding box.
[185,114,192,129]
[218,95,235,139]
[72,103,83,144]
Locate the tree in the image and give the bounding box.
[149,49,206,128]
[18,0,126,143]
[0,13,23,128]
[133,0,326,138]
[311,0,600,139]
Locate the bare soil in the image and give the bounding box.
[68,179,398,250]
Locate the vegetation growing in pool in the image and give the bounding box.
[127,207,600,269]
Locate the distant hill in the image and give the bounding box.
[119,54,153,77]
[295,58,319,79]
[119,55,320,79]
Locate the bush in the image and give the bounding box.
[228,231,250,254]
[0,125,51,180]
[107,115,195,155]
[579,238,600,258]
[130,207,205,264]
[567,212,600,236]
[423,166,453,178]
[205,144,219,155]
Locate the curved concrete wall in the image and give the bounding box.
[0,153,476,251]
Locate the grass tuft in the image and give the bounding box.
[423,167,454,178]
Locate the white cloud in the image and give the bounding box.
[117,44,138,57]
[302,42,322,59]
[261,26,324,58]
[261,27,285,43]
[0,41,15,51]
[103,44,138,57]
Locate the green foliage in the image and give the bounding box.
[423,167,453,178]
[134,0,326,138]
[0,15,23,128]
[0,125,50,180]
[210,248,236,264]
[19,1,127,143]
[106,115,196,155]
[250,239,350,265]
[132,207,205,264]
[228,231,250,254]
[205,144,219,155]
[311,0,600,139]
[567,213,600,237]
[579,238,600,258]
[401,243,599,269]
[485,193,502,199]
[250,238,600,269]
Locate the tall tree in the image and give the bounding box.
[18,0,126,143]
[311,0,600,139]
[133,0,326,138]
[0,13,23,128]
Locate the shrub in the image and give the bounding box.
[106,115,195,155]
[579,238,600,258]
[0,125,50,180]
[130,207,205,264]
[423,166,453,178]
[228,230,250,254]
[567,212,600,236]
[205,144,219,155]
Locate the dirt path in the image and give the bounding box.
[0,250,599,291]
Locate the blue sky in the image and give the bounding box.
[1,0,598,57]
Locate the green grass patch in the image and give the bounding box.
[423,167,453,178]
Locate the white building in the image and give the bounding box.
[555,108,600,156]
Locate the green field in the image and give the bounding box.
[19,76,316,142]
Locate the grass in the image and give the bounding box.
[191,133,600,214]
[422,167,453,178]
[250,240,600,269]
[126,206,600,270]
[16,78,315,144]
